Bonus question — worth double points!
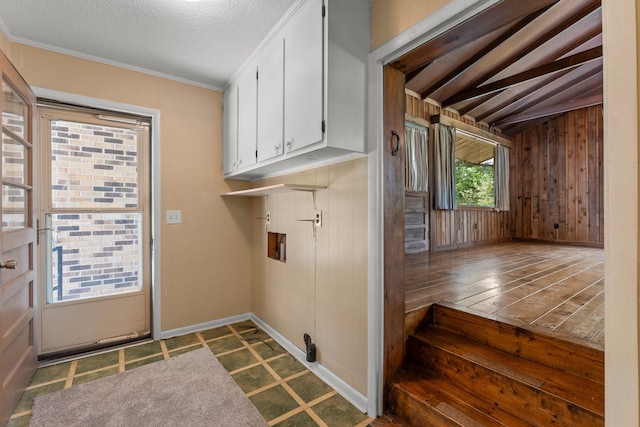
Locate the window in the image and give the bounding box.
[454,131,496,207]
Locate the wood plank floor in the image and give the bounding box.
[405,241,604,348]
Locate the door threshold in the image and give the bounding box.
[38,334,153,367]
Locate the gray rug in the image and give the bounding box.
[29,348,267,426]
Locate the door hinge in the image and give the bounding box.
[36,218,40,245]
[322,4,326,17]
[256,150,258,159]
[321,120,325,134]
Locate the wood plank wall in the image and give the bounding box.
[510,105,604,245]
[405,92,511,251]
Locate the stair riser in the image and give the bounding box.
[388,384,464,427]
[407,338,603,427]
[432,305,604,384]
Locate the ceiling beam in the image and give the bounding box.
[389,0,560,75]
[412,7,552,99]
[495,93,603,126]
[471,30,602,121]
[439,1,601,104]
[444,46,602,105]
[486,64,602,124]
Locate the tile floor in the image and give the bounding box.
[8,320,372,427]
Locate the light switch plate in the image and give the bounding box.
[166,210,182,224]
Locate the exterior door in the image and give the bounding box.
[39,107,151,355]
[0,52,37,425]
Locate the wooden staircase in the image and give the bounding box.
[372,304,604,426]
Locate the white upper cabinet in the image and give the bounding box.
[222,82,238,174]
[283,0,324,154]
[257,37,285,163]
[223,0,369,180]
[237,64,258,170]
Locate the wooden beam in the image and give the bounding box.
[496,93,603,126]
[389,0,560,75]
[485,63,602,124]
[444,46,602,105]
[414,6,552,99]
[430,114,513,147]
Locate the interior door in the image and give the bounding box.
[0,52,37,425]
[38,107,151,355]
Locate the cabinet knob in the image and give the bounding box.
[275,144,281,151]
[286,140,293,149]
[239,159,243,165]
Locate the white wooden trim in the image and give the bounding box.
[160,313,251,340]
[32,87,163,343]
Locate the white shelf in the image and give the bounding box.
[222,184,326,197]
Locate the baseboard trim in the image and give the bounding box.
[160,313,251,340]
[249,314,369,414]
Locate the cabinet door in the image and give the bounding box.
[222,83,238,174]
[257,37,284,163]
[283,0,324,153]
[237,66,258,169]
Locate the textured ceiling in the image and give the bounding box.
[0,0,297,89]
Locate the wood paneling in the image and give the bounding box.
[405,192,429,253]
[383,66,407,390]
[511,105,604,245]
[405,92,511,251]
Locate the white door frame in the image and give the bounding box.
[33,87,163,346]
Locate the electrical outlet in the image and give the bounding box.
[266,211,271,224]
[314,210,322,228]
[166,210,182,224]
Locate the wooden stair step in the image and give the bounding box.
[407,332,603,426]
[431,303,604,384]
[410,328,604,416]
[388,367,528,427]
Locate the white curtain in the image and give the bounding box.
[404,122,429,192]
[495,144,510,211]
[434,124,457,209]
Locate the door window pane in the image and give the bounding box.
[51,120,139,209]
[47,212,142,303]
[3,185,26,231]
[3,132,26,185]
[2,80,27,139]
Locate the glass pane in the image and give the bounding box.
[47,212,142,303]
[51,120,139,209]
[3,131,26,185]
[3,185,26,231]
[2,80,27,139]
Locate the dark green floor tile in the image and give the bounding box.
[232,365,277,393]
[249,385,299,422]
[164,333,200,351]
[287,372,333,403]
[200,326,232,341]
[7,414,30,427]
[253,341,286,360]
[75,352,119,374]
[268,356,307,379]
[125,354,164,370]
[124,341,162,362]
[169,345,201,357]
[274,411,319,427]
[217,348,258,372]
[239,328,271,343]
[72,366,119,386]
[28,362,71,386]
[232,320,258,332]
[13,382,64,413]
[312,394,368,427]
[208,335,243,354]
